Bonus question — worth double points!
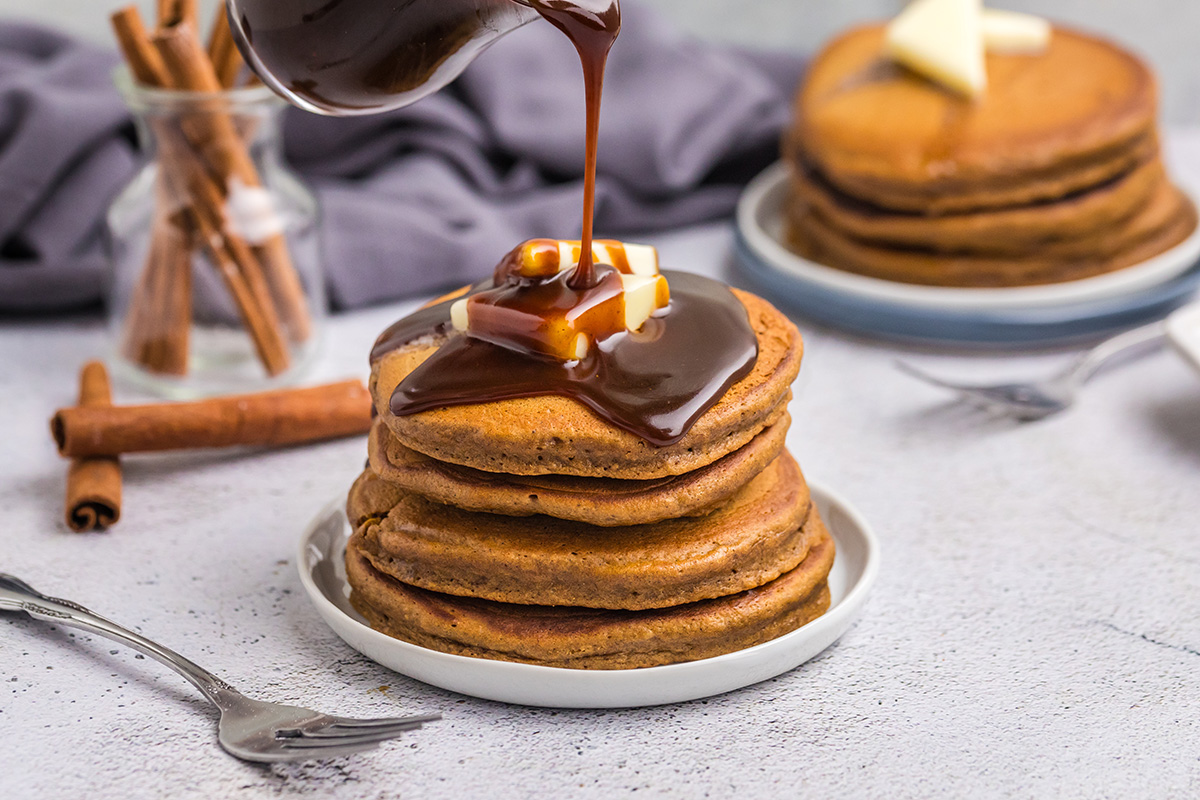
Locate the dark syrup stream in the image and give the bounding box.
[371,0,759,445]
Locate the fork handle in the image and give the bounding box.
[1066,319,1168,385]
[0,573,238,707]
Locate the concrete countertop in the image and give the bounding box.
[3,222,1200,798]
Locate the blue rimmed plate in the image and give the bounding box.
[735,161,1200,345]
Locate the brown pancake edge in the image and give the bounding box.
[788,156,1165,254]
[794,132,1157,216]
[347,449,815,610]
[365,411,792,526]
[786,182,1198,287]
[345,514,836,670]
[371,288,801,478]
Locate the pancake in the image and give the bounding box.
[787,182,1197,287]
[371,288,801,479]
[789,25,1157,213]
[347,449,814,610]
[366,413,791,526]
[790,156,1165,255]
[346,521,835,669]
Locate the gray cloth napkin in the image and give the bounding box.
[0,4,801,312]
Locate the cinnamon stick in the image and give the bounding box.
[207,5,241,89]
[153,23,313,344]
[155,216,193,374]
[64,362,123,532]
[157,0,197,28]
[120,223,167,365]
[121,191,193,374]
[111,7,171,86]
[52,380,374,458]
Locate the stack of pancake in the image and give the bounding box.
[346,288,834,669]
[783,24,1197,287]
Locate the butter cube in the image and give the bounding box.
[885,0,986,98]
[620,273,670,332]
[556,240,660,276]
[982,8,1050,53]
[456,239,670,361]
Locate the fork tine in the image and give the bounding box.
[896,360,1013,407]
[895,360,966,391]
[305,721,429,739]
[276,742,382,760]
[286,730,410,749]
[331,713,442,730]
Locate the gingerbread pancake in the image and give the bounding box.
[370,288,801,479]
[347,450,814,610]
[790,157,1165,255]
[346,522,835,669]
[366,413,791,526]
[789,25,1157,213]
[788,181,1197,287]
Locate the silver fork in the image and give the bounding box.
[896,319,1169,421]
[0,573,439,762]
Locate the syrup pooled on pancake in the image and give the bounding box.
[372,270,758,446]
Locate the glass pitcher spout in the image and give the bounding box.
[226,0,539,116]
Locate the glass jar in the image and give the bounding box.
[107,68,324,399]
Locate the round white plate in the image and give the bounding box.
[297,482,879,709]
[738,161,1200,312]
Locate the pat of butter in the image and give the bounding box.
[885,0,986,98]
[620,273,671,332]
[450,239,670,359]
[556,240,659,277]
[981,8,1050,53]
[509,238,659,279]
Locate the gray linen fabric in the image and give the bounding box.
[0,3,801,312]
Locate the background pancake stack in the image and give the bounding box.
[783,24,1197,287]
[346,288,834,669]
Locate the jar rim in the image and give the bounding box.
[112,65,283,112]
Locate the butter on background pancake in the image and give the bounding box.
[371,288,801,479]
[346,527,835,670]
[366,414,791,526]
[347,450,814,610]
[790,25,1157,213]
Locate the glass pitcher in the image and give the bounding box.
[225,0,540,116]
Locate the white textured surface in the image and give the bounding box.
[3,223,1200,798]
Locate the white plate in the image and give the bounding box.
[738,161,1200,312]
[297,482,879,709]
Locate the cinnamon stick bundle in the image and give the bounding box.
[52,380,373,459]
[64,363,123,531]
[110,5,311,378]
